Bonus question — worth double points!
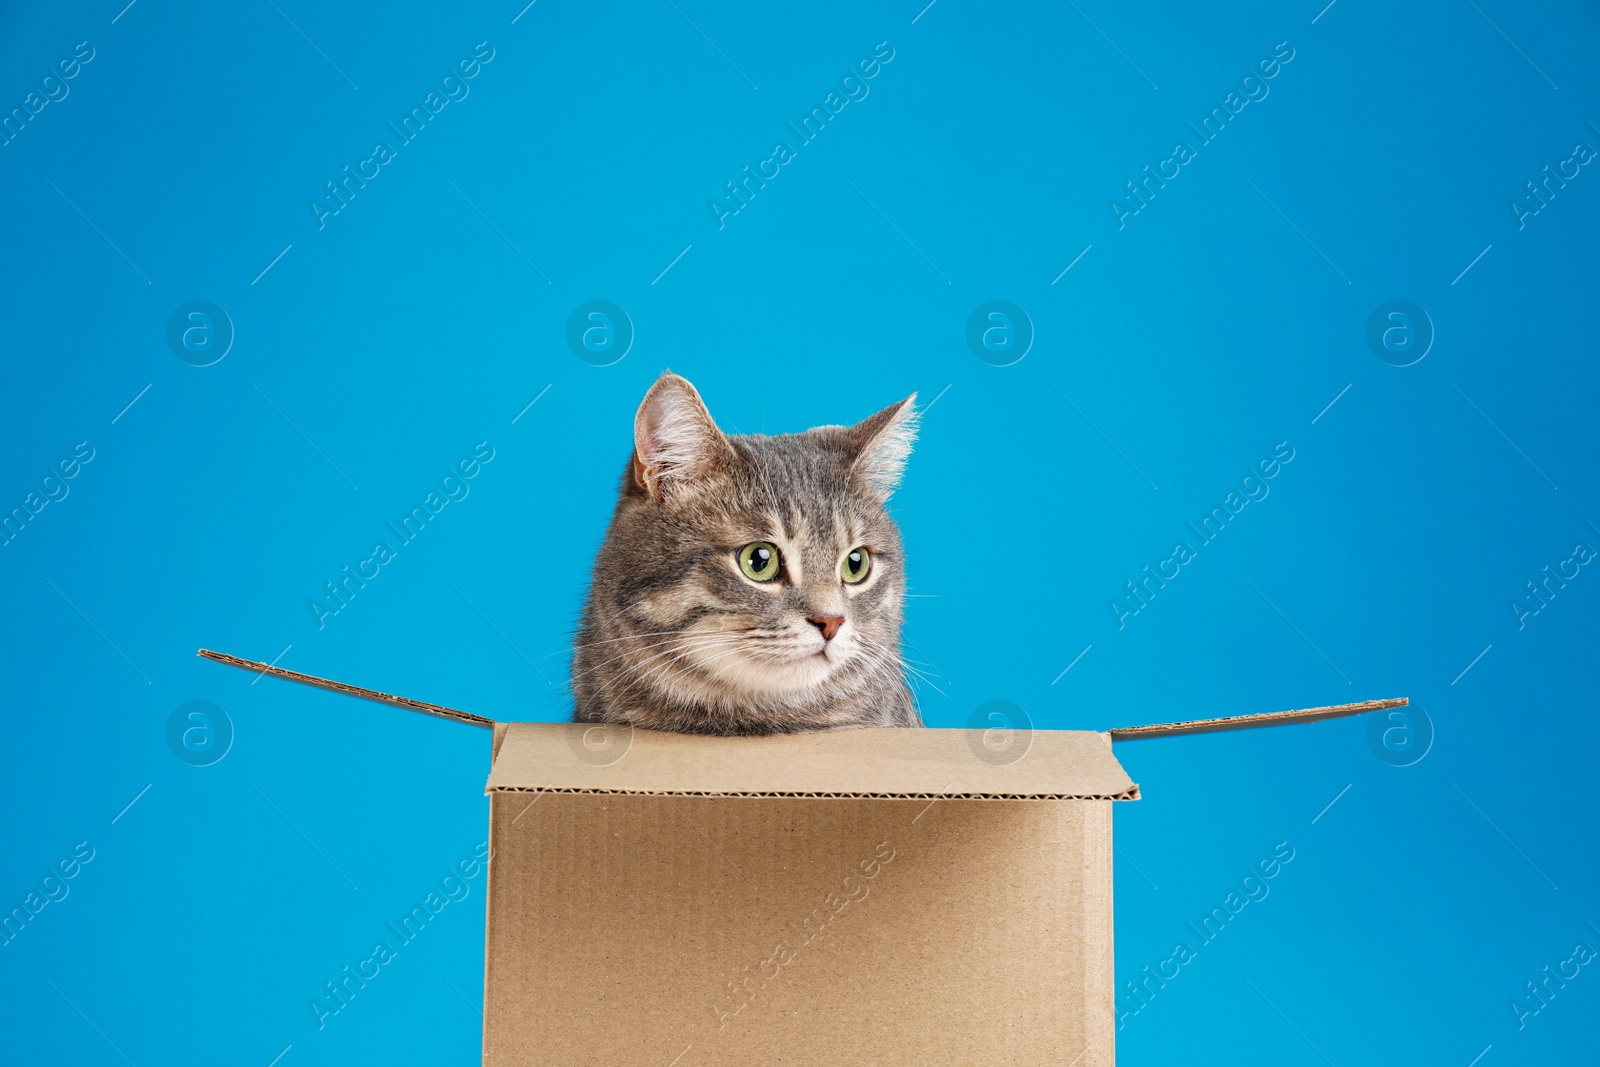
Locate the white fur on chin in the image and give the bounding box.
[690,625,853,697]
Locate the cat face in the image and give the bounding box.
[572,372,921,734]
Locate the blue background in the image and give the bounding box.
[2,0,1596,1063]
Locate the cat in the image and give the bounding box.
[571,372,922,735]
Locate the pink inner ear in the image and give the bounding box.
[637,394,679,468]
[633,377,728,498]
[640,395,671,443]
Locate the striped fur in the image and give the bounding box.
[572,373,921,735]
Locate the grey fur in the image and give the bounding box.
[571,372,922,735]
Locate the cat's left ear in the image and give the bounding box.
[632,372,734,503]
[847,395,919,503]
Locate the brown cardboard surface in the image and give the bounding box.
[1107,697,1408,741]
[194,647,1409,1064]
[193,646,1412,1064]
[484,792,1115,1066]
[486,721,1140,801]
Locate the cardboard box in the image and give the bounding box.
[201,649,1404,1066]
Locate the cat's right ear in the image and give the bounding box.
[632,373,731,502]
[847,394,919,504]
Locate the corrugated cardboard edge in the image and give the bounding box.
[482,794,502,1062]
[1084,800,1116,1060]
[485,784,1142,801]
[1107,697,1408,741]
[490,722,1140,800]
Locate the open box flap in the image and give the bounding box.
[197,650,495,729]
[198,650,1405,796]
[1107,697,1408,741]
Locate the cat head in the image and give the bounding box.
[574,372,919,733]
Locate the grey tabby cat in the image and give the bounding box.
[571,372,922,735]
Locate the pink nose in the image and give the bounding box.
[807,616,844,641]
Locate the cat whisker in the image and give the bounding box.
[870,643,940,684]
[603,633,746,678]
[857,643,945,699]
[565,637,695,688]
[542,627,712,661]
[560,619,764,656]
[636,633,807,697]
[566,632,746,688]
[598,634,751,692]
[897,668,944,700]
[568,593,754,647]
[617,638,762,699]
[902,639,950,682]
[579,621,766,649]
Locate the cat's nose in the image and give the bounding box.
[806,615,845,641]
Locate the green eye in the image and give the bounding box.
[738,542,782,582]
[841,547,871,584]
